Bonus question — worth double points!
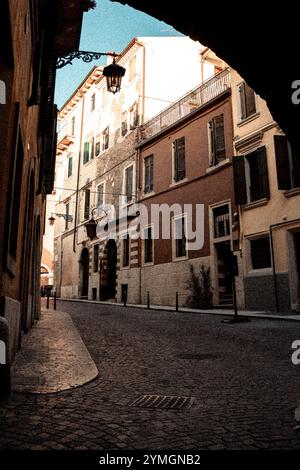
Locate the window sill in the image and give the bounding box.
[142,190,155,199]
[241,198,269,211]
[246,267,273,277]
[142,261,154,267]
[206,158,230,174]
[169,177,188,188]
[237,112,260,127]
[283,187,300,198]
[172,255,189,262]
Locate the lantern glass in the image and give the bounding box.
[103,59,126,94]
[85,218,97,240]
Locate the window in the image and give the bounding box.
[90,137,94,160]
[144,155,153,193]
[97,183,104,208]
[91,93,95,111]
[125,165,133,203]
[129,55,136,82]
[250,237,271,269]
[274,135,300,190]
[67,156,73,177]
[83,141,89,164]
[238,81,257,120]
[174,216,187,258]
[122,235,130,267]
[102,127,109,151]
[144,227,153,263]
[95,137,100,157]
[129,102,139,129]
[65,203,70,230]
[93,244,99,272]
[213,205,230,238]
[233,146,270,205]
[71,116,75,136]
[121,111,128,136]
[209,114,226,165]
[173,137,185,182]
[84,189,90,220]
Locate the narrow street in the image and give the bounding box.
[1,302,300,450]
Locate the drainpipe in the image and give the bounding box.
[73,93,85,253]
[269,217,300,313]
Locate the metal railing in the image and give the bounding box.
[142,68,231,140]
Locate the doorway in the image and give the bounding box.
[100,239,117,300]
[215,241,233,306]
[80,248,89,298]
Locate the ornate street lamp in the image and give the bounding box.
[103,56,126,94]
[56,51,126,94]
[84,217,97,240]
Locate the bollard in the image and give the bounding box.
[0,317,11,397]
[53,291,57,310]
[176,291,179,312]
[147,291,150,309]
[46,294,49,309]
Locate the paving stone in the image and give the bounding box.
[1,301,300,450]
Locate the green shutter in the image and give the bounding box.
[274,135,292,190]
[83,142,89,164]
[257,146,270,199]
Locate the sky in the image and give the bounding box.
[55,0,183,109]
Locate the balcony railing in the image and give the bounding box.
[57,122,75,152]
[142,68,231,140]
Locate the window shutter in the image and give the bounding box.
[149,156,153,191]
[126,166,133,201]
[84,189,90,219]
[208,120,216,165]
[257,146,270,199]
[245,83,256,117]
[90,137,94,159]
[174,138,185,181]
[214,114,226,161]
[238,82,246,120]
[83,142,89,164]
[233,156,247,205]
[274,135,291,190]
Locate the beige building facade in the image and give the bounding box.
[231,70,300,312]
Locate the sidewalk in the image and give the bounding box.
[11,309,98,394]
[57,298,300,322]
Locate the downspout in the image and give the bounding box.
[73,93,85,252]
[269,217,300,312]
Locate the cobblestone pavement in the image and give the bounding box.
[1,301,300,450]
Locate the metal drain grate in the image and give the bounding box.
[130,394,196,410]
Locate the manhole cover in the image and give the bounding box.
[130,394,196,409]
[177,353,218,360]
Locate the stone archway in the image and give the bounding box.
[79,247,90,298]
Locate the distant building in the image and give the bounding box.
[53,36,213,301]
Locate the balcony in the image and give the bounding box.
[142,68,231,141]
[57,123,75,153]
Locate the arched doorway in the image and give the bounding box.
[79,247,89,298]
[100,239,117,300]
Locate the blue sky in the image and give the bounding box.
[55,0,183,109]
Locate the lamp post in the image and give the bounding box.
[48,213,73,226]
[56,51,126,94]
